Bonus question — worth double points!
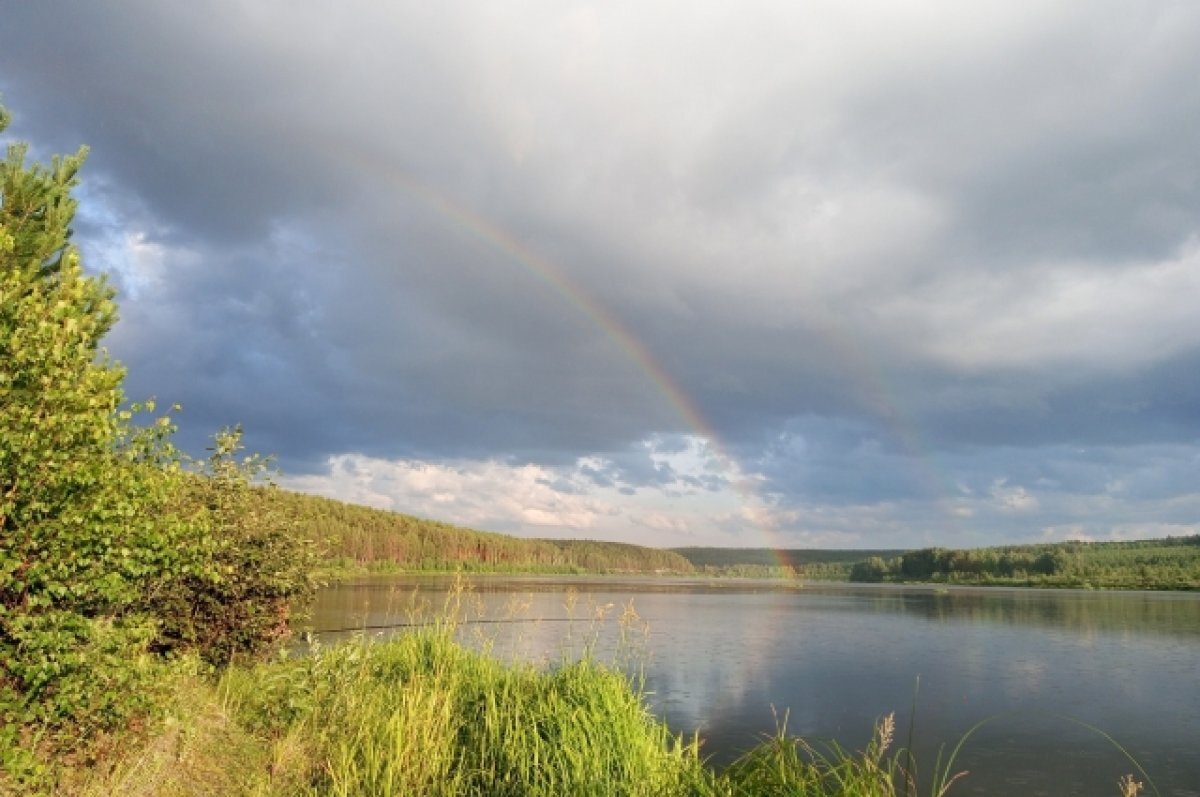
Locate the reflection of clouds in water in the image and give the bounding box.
[646,593,796,739]
[643,591,939,758]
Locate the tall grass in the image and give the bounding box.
[212,626,969,797]
[220,627,709,796]
[62,587,1152,797]
[719,711,902,797]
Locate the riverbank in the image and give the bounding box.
[56,629,942,797]
[15,581,1171,796]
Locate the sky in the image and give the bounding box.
[2,1,1198,550]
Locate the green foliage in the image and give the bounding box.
[540,539,694,573]
[145,428,319,665]
[0,129,127,612]
[0,104,318,784]
[0,106,170,755]
[220,630,707,796]
[849,557,890,583]
[218,630,940,797]
[720,712,918,797]
[848,537,1200,590]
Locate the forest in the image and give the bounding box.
[672,546,906,579]
[275,489,695,575]
[848,536,1200,590]
[291,495,1200,591]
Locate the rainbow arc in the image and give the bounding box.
[391,175,959,562]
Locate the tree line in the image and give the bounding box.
[275,489,694,574]
[672,547,906,580]
[848,536,1200,590]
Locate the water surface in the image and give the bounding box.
[308,576,1200,796]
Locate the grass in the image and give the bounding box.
[56,629,1155,797]
[60,627,931,797]
[219,629,709,796]
[44,584,1154,797]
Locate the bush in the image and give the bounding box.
[145,428,319,666]
[0,102,317,784]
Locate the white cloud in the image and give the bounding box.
[1038,522,1199,543]
[281,436,781,547]
[284,456,610,532]
[898,238,1200,371]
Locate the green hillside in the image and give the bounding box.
[270,489,695,575]
[273,486,1200,588]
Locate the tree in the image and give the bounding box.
[899,548,943,580]
[849,556,890,583]
[0,104,177,767]
[1,106,316,779]
[0,107,126,602]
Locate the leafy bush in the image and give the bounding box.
[0,102,316,784]
[145,428,319,666]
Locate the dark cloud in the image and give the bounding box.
[3,1,1198,544]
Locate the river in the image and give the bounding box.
[307,575,1200,796]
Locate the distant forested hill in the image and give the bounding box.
[268,489,695,574]
[671,547,906,579]
[847,536,1200,590]
[266,488,1199,588]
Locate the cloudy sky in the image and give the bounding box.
[3,1,1199,550]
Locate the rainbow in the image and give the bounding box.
[400,180,712,440]
[385,175,959,563]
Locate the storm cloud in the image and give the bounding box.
[3,1,1198,547]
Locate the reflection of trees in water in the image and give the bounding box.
[313,578,1200,644]
[846,586,1200,636]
